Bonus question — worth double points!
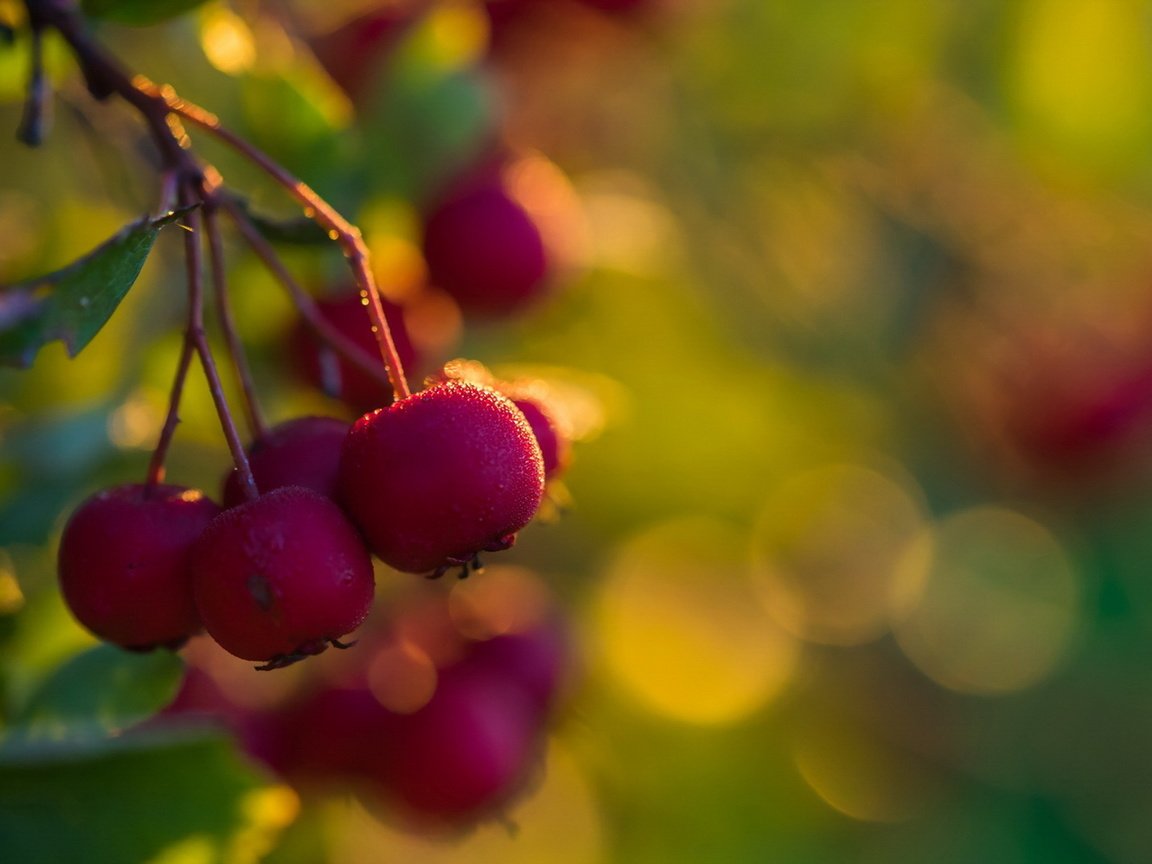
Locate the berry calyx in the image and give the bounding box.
[339,379,545,575]
[190,486,375,668]
[221,416,351,507]
[57,483,221,651]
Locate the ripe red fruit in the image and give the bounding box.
[510,396,570,480]
[308,9,409,102]
[339,379,545,575]
[190,486,375,668]
[371,662,542,826]
[57,484,220,651]
[221,416,350,508]
[58,484,220,650]
[289,290,417,412]
[421,178,550,318]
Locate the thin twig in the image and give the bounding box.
[145,329,195,489]
[180,181,259,503]
[156,92,411,400]
[220,196,396,397]
[205,198,267,440]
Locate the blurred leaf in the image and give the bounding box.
[229,197,332,247]
[80,0,210,25]
[0,728,293,864]
[0,208,190,368]
[9,644,183,741]
[361,64,497,201]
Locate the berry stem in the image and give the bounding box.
[205,197,267,440]
[145,328,194,490]
[16,21,48,146]
[157,94,412,400]
[220,196,397,396]
[179,181,259,503]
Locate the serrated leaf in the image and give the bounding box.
[0,208,188,368]
[0,728,295,864]
[80,0,211,26]
[11,644,184,741]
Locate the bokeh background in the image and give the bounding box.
[5,0,1152,861]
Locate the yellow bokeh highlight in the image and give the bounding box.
[107,387,165,450]
[403,0,488,73]
[596,518,799,726]
[1010,0,1150,160]
[893,506,1081,694]
[199,7,257,76]
[792,718,939,824]
[750,463,929,646]
[145,835,215,864]
[329,741,604,864]
[0,550,24,616]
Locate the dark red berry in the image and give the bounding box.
[308,9,409,102]
[511,396,570,480]
[421,178,550,318]
[190,486,375,667]
[221,416,351,508]
[289,290,417,412]
[461,617,573,720]
[57,483,220,651]
[371,662,542,826]
[339,380,545,575]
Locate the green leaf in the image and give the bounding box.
[80,0,211,25]
[0,208,188,368]
[229,198,332,247]
[0,728,294,864]
[11,644,184,741]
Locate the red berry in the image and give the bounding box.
[190,486,375,667]
[309,10,409,102]
[339,380,545,575]
[57,484,220,651]
[289,290,417,412]
[372,662,542,826]
[511,396,570,480]
[421,179,550,318]
[221,416,351,508]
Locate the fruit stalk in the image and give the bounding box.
[179,180,259,503]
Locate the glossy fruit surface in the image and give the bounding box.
[57,483,220,651]
[221,416,350,507]
[511,396,570,480]
[190,486,375,666]
[339,380,545,574]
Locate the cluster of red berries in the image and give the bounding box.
[160,572,573,829]
[58,369,571,669]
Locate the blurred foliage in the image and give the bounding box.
[6,0,1152,862]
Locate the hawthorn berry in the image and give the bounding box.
[57,484,221,651]
[510,395,571,481]
[221,416,351,508]
[289,290,417,412]
[421,177,551,318]
[339,379,545,575]
[190,486,375,668]
[370,662,543,827]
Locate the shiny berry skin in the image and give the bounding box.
[421,180,550,318]
[339,380,545,575]
[221,416,350,508]
[57,484,220,651]
[190,486,375,667]
[289,291,417,412]
[511,396,570,480]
